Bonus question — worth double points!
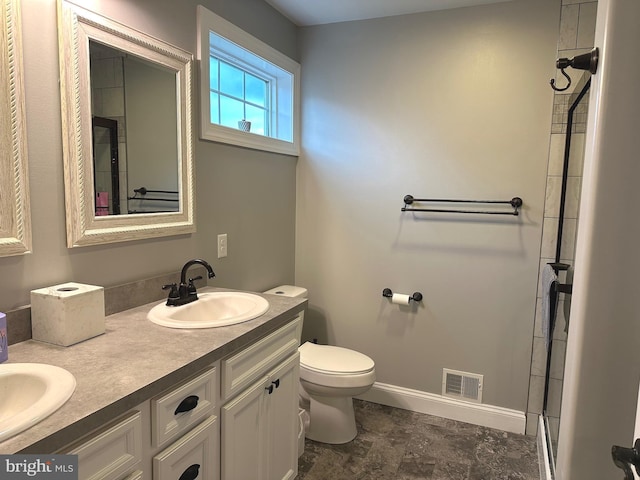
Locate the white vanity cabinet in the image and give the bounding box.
[220,317,301,480]
[60,315,302,480]
[64,367,219,480]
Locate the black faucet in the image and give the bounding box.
[163,259,216,306]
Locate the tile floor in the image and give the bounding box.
[298,400,540,480]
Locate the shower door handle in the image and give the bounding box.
[612,438,640,479]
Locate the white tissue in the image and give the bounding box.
[391,293,411,305]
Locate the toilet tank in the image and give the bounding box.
[264,285,307,343]
[263,285,308,299]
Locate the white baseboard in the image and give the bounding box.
[356,381,526,434]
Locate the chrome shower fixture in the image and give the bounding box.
[550,47,599,92]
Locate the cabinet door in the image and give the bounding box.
[265,353,299,480]
[221,377,268,480]
[68,411,143,480]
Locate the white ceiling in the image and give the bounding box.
[264,0,514,26]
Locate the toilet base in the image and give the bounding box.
[305,394,357,444]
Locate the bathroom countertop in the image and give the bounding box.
[0,287,306,454]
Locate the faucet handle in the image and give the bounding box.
[162,283,180,305]
[187,276,203,296]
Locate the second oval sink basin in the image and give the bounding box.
[0,363,76,443]
[147,291,270,329]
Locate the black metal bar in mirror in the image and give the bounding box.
[58,1,194,247]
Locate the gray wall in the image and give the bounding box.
[295,0,560,412]
[0,0,298,313]
[125,56,179,200]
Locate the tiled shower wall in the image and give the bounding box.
[90,47,129,213]
[526,0,597,439]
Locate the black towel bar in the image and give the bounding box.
[128,186,179,203]
[127,197,178,202]
[134,187,178,195]
[402,195,523,216]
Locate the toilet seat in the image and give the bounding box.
[299,342,375,375]
[299,342,376,389]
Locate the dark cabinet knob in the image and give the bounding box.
[265,385,274,394]
[174,395,199,415]
[272,379,280,389]
[179,463,200,480]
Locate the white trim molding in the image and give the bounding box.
[57,1,195,247]
[0,0,32,257]
[357,381,526,434]
[197,5,300,156]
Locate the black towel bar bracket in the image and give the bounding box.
[555,283,572,294]
[549,263,573,295]
[382,288,423,303]
[549,262,570,273]
[402,195,523,216]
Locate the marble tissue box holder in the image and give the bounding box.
[31,282,105,347]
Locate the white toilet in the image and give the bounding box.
[264,285,376,445]
[298,342,376,444]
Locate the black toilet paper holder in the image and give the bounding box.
[382,288,423,303]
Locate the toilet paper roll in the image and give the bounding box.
[391,293,411,305]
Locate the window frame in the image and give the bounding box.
[197,6,300,156]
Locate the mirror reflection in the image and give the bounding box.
[89,41,179,216]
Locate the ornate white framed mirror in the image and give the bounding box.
[0,0,32,257]
[57,1,195,247]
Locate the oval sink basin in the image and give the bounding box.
[147,291,270,329]
[0,363,76,443]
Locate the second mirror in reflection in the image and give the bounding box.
[90,41,179,216]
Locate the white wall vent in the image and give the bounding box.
[442,368,483,403]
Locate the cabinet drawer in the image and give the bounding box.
[123,470,143,480]
[153,415,218,480]
[222,317,301,401]
[68,411,142,480]
[152,367,216,448]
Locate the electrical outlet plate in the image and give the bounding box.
[217,234,227,258]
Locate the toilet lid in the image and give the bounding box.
[299,343,375,375]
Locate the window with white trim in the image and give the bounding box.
[197,6,300,156]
